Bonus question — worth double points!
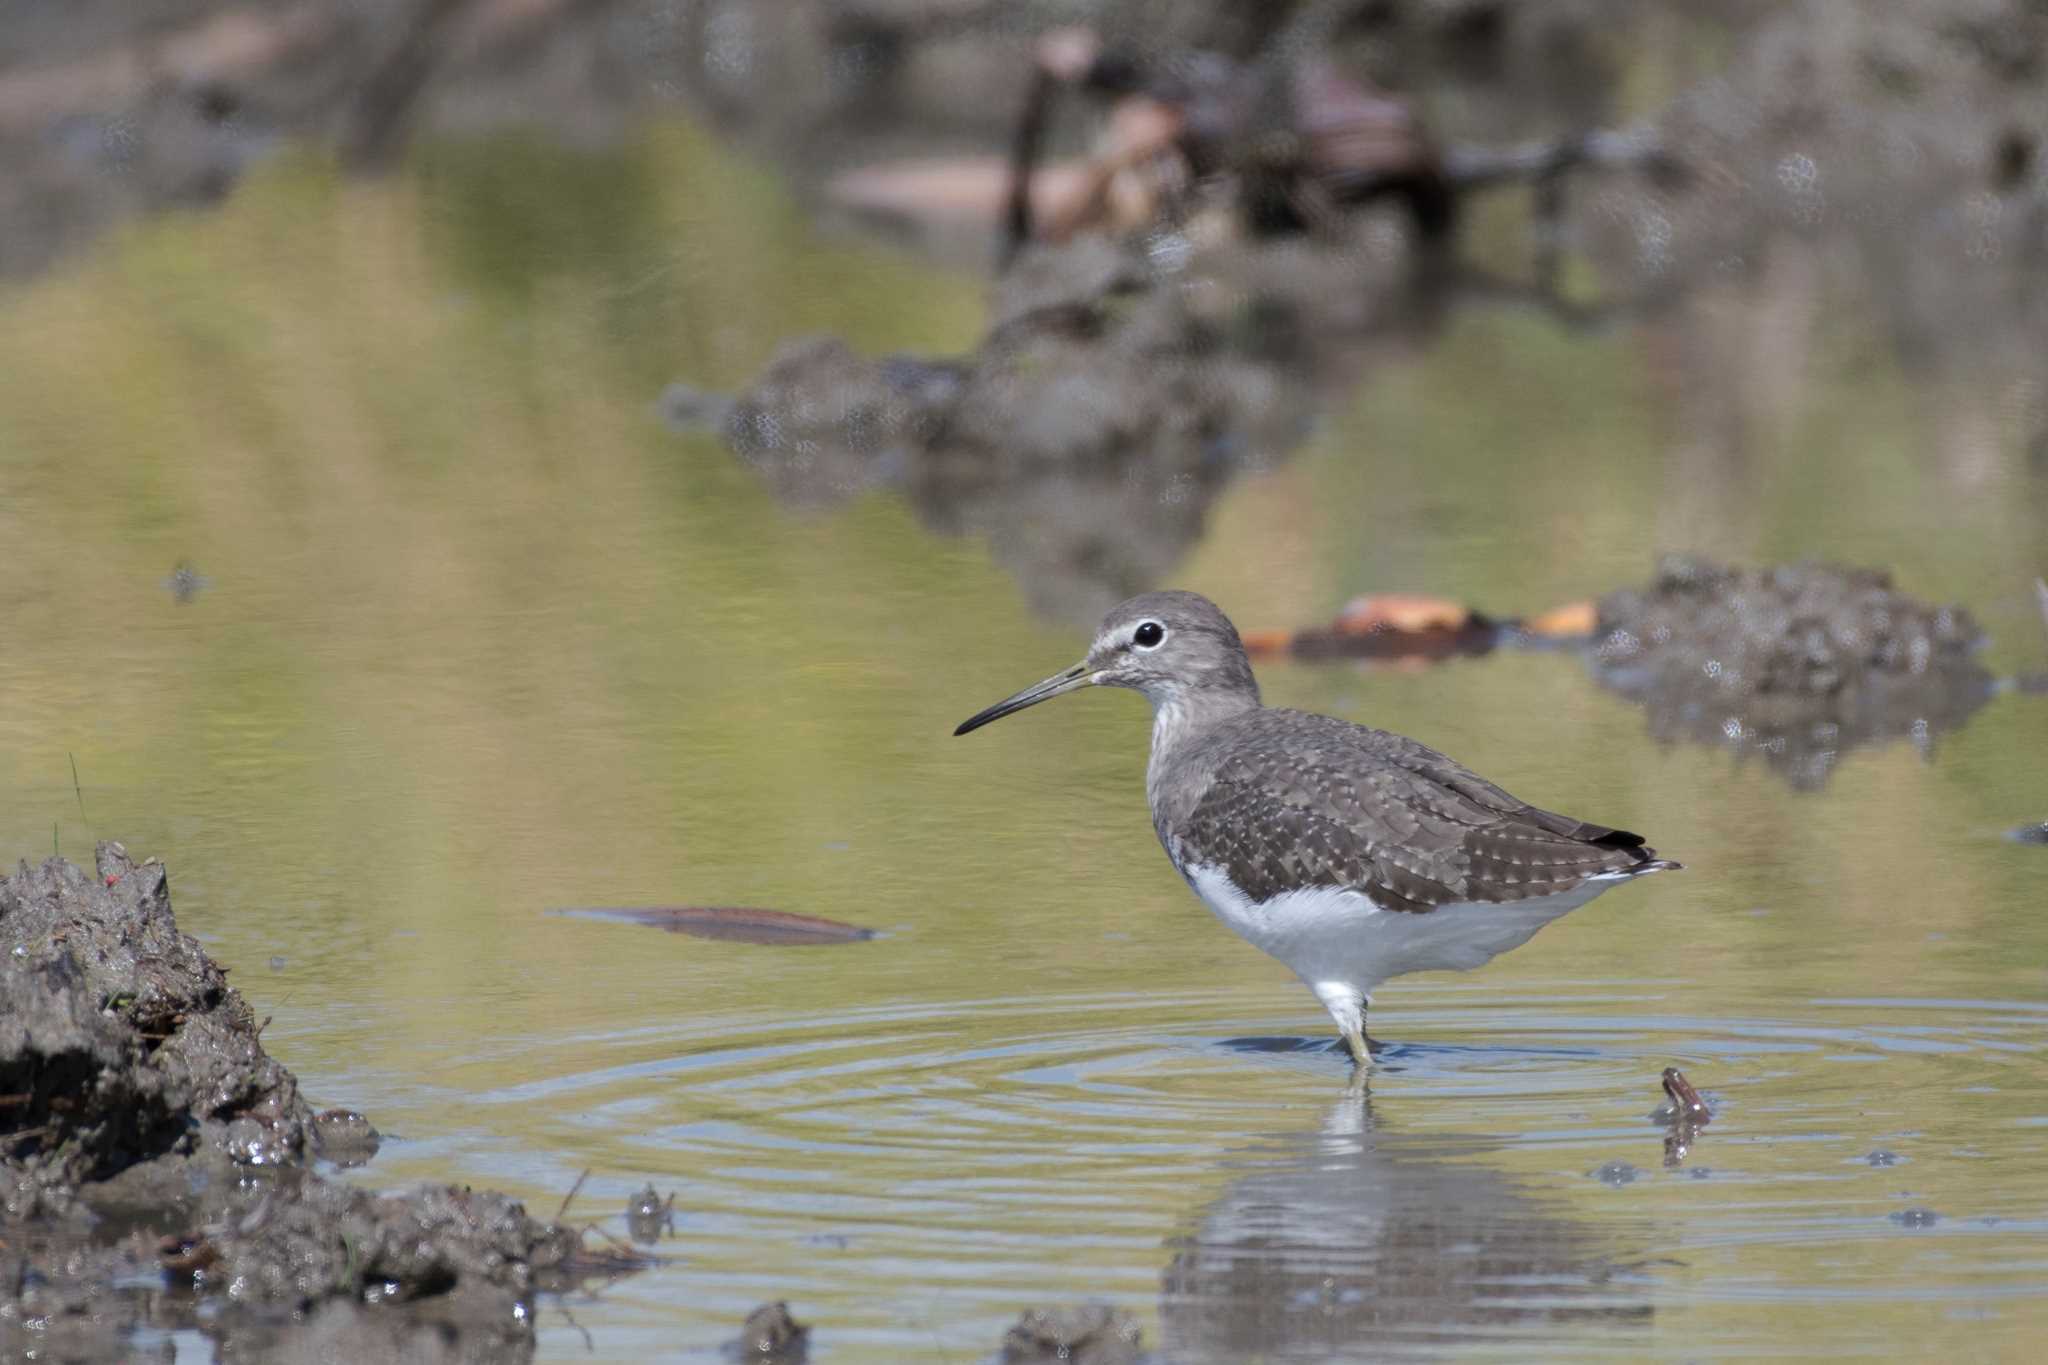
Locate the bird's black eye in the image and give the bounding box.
[1133,620,1166,649]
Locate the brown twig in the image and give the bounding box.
[3,1125,52,1152]
[555,1167,592,1222]
[580,1221,642,1257]
[1000,64,1059,271]
[554,1300,595,1353]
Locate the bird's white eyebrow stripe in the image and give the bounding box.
[1103,620,1167,645]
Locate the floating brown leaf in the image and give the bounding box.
[551,905,878,946]
[1524,599,1598,638]
[1333,593,1475,635]
[1243,590,1618,662]
[1237,628,1295,658]
[1256,593,1504,664]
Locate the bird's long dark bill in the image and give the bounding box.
[953,662,1093,736]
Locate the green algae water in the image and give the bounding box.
[3,123,2046,1361]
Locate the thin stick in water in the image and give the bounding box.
[556,1167,592,1222]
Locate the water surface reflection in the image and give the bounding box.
[1162,1092,1650,1361]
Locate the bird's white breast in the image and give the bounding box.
[1179,861,1622,998]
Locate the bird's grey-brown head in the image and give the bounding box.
[954,590,1262,736]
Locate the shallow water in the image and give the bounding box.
[3,124,2047,1361]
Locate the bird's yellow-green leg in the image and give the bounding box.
[1315,982,1373,1068]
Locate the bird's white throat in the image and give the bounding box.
[1144,692,1197,810]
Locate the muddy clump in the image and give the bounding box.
[702,231,1427,624]
[1,842,314,1217]
[160,1177,582,1337]
[729,1300,811,1361]
[1001,1303,1145,1365]
[627,1183,677,1243]
[1653,1067,1712,1169]
[1,842,637,1360]
[1591,556,1993,788]
[311,1105,384,1166]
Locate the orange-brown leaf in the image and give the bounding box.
[1525,599,1598,638]
[1333,593,1471,634]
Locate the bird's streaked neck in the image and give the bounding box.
[1142,678,1260,764]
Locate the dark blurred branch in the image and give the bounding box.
[340,0,481,169]
[1000,66,1059,271]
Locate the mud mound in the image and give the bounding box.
[158,1177,584,1359]
[708,235,1408,624]
[1,842,313,1216]
[1,843,639,1361]
[1001,1303,1145,1364]
[1591,556,1993,788]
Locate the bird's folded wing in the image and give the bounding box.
[1177,723,1654,914]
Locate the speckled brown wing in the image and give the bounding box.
[1169,709,1666,913]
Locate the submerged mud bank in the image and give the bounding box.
[1591,556,1994,789]
[1,843,634,1361]
[688,231,1426,623]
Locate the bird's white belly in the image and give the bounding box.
[1180,862,1617,997]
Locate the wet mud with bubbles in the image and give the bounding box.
[1000,1303,1145,1364]
[1,843,636,1362]
[1589,556,1995,789]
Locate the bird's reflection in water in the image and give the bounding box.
[1160,1090,1652,1361]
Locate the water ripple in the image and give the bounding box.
[333,984,2048,1361]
